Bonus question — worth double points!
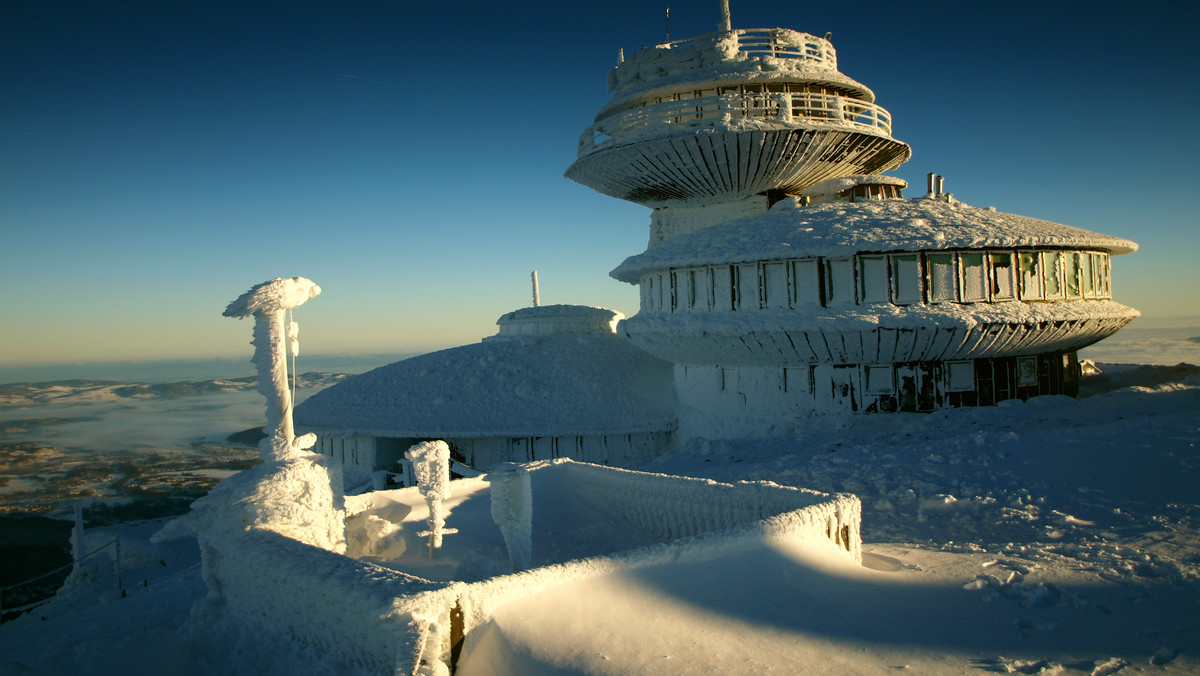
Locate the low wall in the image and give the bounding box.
[562,461,860,559]
[453,461,861,665]
[198,527,455,675]
[195,459,860,675]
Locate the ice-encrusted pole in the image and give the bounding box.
[223,277,321,461]
[405,440,458,558]
[489,463,532,571]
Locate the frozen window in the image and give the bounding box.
[1064,253,1081,299]
[1095,254,1110,297]
[1042,251,1063,298]
[1018,252,1042,300]
[864,365,893,394]
[704,266,716,309]
[946,361,975,392]
[927,253,956,303]
[891,254,921,304]
[790,260,820,305]
[740,264,759,310]
[824,259,855,305]
[1079,253,1095,298]
[714,265,732,310]
[762,262,788,308]
[1017,356,1038,387]
[669,270,679,311]
[990,253,1015,300]
[730,265,742,309]
[960,253,987,301]
[642,275,654,310]
[859,255,889,303]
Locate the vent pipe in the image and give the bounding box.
[936,175,945,196]
[926,172,936,197]
[531,270,541,307]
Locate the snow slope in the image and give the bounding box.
[0,363,1196,675]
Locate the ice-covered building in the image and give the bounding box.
[296,305,676,487]
[297,14,1137,473]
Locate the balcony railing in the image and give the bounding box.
[646,28,836,67]
[579,92,893,156]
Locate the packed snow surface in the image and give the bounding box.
[2,364,1197,674]
[611,197,1138,282]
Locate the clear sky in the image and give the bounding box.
[2,0,1197,367]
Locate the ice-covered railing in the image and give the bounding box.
[453,462,861,662]
[609,29,838,94]
[579,91,893,155]
[560,461,861,561]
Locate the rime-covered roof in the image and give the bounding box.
[294,332,676,439]
[611,197,1138,282]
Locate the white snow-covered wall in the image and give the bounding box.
[181,460,859,674]
[196,526,456,676]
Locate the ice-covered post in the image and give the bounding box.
[223,277,320,461]
[405,440,457,558]
[489,463,532,571]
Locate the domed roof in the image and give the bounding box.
[294,310,676,439]
[610,197,1138,282]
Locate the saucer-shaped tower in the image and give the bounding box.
[568,22,1138,439]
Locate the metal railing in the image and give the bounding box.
[644,28,836,66]
[579,92,893,155]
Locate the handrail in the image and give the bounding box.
[648,28,835,66]
[579,91,893,155]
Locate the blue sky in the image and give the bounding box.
[2,1,1197,367]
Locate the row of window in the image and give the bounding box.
[705,354,1071,399]
[640,249,1113,312]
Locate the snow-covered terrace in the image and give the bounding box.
[193,460,861,674]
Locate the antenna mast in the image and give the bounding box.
[718,0,731,32]
[665,5,670,40]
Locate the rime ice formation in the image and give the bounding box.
[297,18,1137,478]
[488,463,533,571]
[223,276,321,461]
[155,277,347,619]
[405,440,457,553]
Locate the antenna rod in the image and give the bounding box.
[665,5,670,40]
[531,270,541,307]
[718,0,731,32]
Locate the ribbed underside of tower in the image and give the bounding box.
[566,129,910,207]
